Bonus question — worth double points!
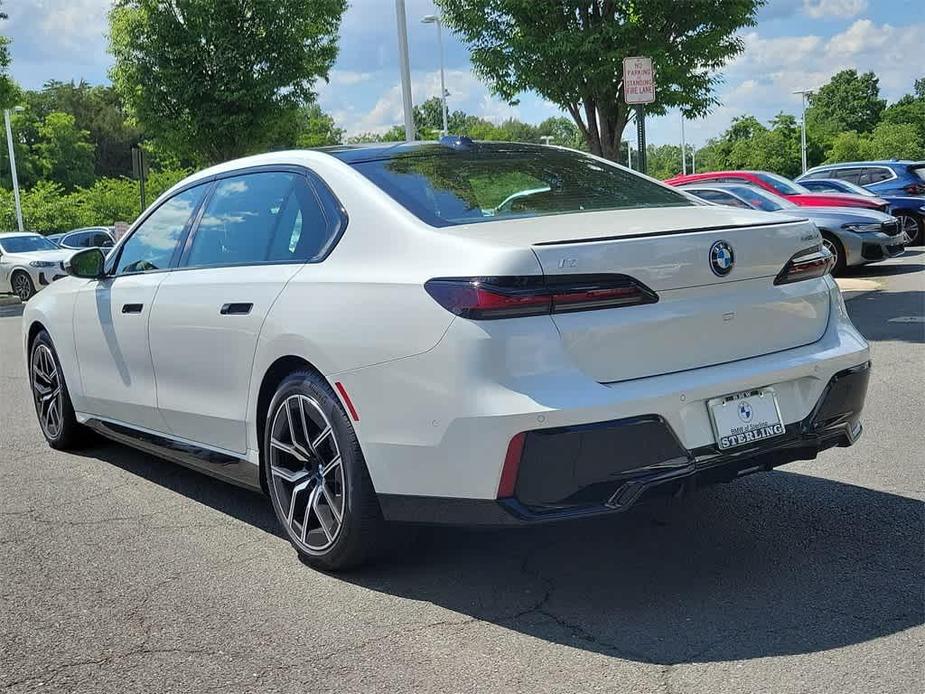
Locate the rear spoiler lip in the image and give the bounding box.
[533,218,805,246]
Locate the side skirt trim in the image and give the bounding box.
[84,418,262,492]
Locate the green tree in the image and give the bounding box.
[824,131,865,163]
[293,104,344,148]
[33,112,95,190]
[109,0,347,165]
[27,81,141,178]
[880,80,925,142]
[807,70,886,142]
[534,116,584,149]
[862,122,924,160]
[646,143,683,180]
[0,1,15,110]
[435,0,764,160]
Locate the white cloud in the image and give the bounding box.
[7,0,111,65]
[803,0,868,19]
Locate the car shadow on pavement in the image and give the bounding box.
[75,429,923,666]
[344,471,923,666]
[846,289,925,344]
[844,262,924,278]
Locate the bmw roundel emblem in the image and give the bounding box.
[738,401,753,423]
[709,240,735,277]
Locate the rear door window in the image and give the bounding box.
[834,168,862,184]
[183,172,337,268]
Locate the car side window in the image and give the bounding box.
[115,186,207,275]
[866,167,892,184]
[184,171,336,269]
[91,232,113,248]
[834,169,861,184]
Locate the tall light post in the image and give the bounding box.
[395,0,415,141]
[680,111,687,175]
[793,88,815,174]
[421,14,448,136]
[3,105,25,232]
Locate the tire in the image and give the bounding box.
[821,233,846,276]
[29,330,90,450]
[263,370,384,571]
[896,213,922,246]
[11,271,35,302]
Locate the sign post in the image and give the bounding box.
[131,145,148,214]
[623,56,655,175]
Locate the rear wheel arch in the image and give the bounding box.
[818,230,846,274]
[27,320,49,352]
[255,355,342,493]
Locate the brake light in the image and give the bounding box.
[904,183,925,195]
[774,246,835,285]
[424,274,659,320]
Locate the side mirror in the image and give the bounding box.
[65,248,106,279]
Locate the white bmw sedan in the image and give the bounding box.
[23,140,871,569]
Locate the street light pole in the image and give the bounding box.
[395,0,415,141]
[3,107,24,232]
[422,14,448,136]
[680,111,687,176]
[793,88,815,174]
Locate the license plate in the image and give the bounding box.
[708,387,785,451]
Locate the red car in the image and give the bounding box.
[665,170,890,212]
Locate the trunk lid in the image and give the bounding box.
[452,206,831,383]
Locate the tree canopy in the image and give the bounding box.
[108,0,347,164]
[434,0,765,160]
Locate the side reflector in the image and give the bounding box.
[497,432,526,498]
[335,381,360,422]
[774,246,836,285]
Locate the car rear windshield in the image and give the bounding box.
[352,147,691,227]
[0,235,57,253]
[754,172,807,196]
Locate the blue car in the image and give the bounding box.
[798,160,925,196]
[796,177,925,245]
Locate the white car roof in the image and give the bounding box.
[0,231,41,239]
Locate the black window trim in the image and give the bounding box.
[175,164,349,272]
[105,178,214,277]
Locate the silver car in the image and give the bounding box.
[679,183,906,274]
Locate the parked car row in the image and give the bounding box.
[0,227,114,300]
[665,160,924,271]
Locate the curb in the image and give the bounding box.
[0,295,22,307]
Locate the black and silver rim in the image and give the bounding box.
[12,273,32,301]
[31,343,63,440]
[897,215,920,244]
[268,394,345,553]
[822,237,839,268]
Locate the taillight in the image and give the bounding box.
[774,246,835,285]
[904,183,925,195]
[424,274,659,320]
[497,432,525,498]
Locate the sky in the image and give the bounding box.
[4,0,923,148]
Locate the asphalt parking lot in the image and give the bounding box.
[0,254,922,694]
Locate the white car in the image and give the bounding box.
[22,141,871,570]
[0,232,76,301]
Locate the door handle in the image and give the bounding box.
[220,302,253,315]
[122,303,143,314]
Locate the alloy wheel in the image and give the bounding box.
[897,215,920,245]
[12,273,33,301]
[268,394,345,553]
[31,343,63,440]
[822,237,839,268]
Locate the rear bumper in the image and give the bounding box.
[379,362,870,525]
